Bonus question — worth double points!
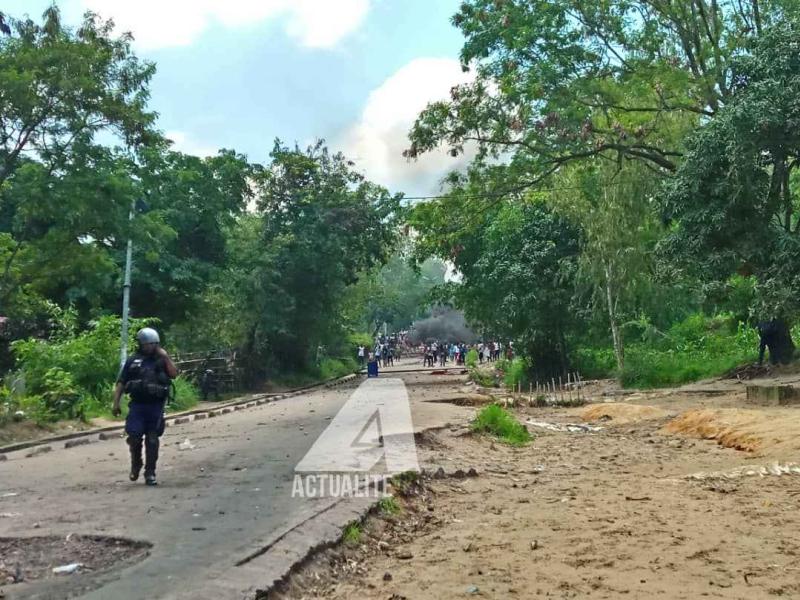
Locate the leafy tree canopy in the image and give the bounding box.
[0,6,158,187]
[661,21,800,315]
[406,0,797,184]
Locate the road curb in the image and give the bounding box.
[241,422,460,598]
[0,372,363,457]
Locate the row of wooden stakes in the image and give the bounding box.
[508,372,585,404]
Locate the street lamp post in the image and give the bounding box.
[119,197,136,369]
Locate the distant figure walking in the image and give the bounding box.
[758,318,795,365]
[357,345,365,367]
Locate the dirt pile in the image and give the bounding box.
[580,402,669,424]
[663,407,800,456]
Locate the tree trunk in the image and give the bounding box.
[604,261,624,371]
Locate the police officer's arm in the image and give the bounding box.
[156,347,178,378]
[112,382,124,417]
[112,360,129,418]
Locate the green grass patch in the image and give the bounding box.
[376,495,401,515]
[389,470,420,495]
[502,357,529,389]
[571,313,791,389]
[573,347,617,379]
[468,366,497,387]
[342,521,362,545]
[471,403,532,446]
[168,377,200,412]
[270,357,359,390]
[619,314,760,388]
[318,357,359,380]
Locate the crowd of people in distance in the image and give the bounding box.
[421,340,512,367]
[357,334,410,368]
[356,334,514,371]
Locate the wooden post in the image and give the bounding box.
[566,372,572,402]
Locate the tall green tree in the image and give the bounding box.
[661,21,800,330]
[0,6,159,320]
[0,142,135,315]
[551,162,660,369]
[129,148,257,325]
[409,173,581,375]
[0,6,157,187]
[341,253,447,337]
[240,141,401,374]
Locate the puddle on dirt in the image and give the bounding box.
[0,534,151,586]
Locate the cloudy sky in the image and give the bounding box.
[5,0,472,197]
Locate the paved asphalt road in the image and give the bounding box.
[0,361,469,599]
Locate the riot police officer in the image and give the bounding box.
[112,328,178,486]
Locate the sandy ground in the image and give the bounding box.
[268,372,800,600]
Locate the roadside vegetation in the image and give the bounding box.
[376,496,401,516]
[471,404,532,447]
[342,522,362,545]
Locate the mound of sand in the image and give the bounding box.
[663,408,800,456]
[580,403,669,424]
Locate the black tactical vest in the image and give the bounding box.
[125,356,170,402]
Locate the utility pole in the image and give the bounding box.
[119,197,135,369]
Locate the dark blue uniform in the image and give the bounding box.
[118,354,172,480]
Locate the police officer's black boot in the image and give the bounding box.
[144,432,159,486]
[127,435,143,482]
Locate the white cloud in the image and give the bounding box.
[284,0,370,48]
[165,130,218,158]
[77,0,370,50]
[338,57,475,198]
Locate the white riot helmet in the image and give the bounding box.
[136,327,160,346]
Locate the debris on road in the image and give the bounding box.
[1,535,150,586]
[684,462,800,481]
[525,420,602,433]
[178,438,196,451]
[52,563,83,575]
[64,438,92,449]
[24,445,52,458]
